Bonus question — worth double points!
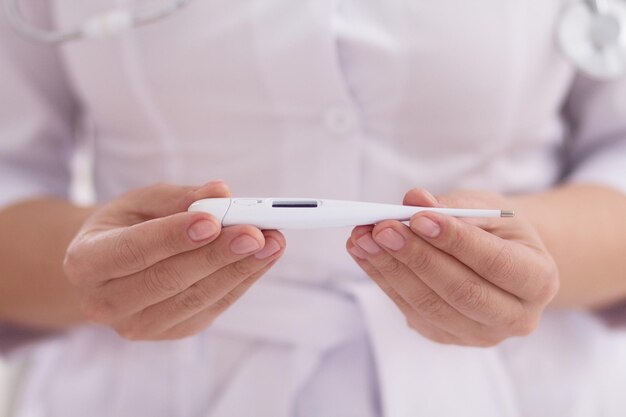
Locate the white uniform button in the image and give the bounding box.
[323,105,359,136]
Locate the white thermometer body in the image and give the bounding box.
[188,198,514,230]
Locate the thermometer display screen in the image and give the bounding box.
[272,200,318,208]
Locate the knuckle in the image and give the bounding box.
[111,233,147,271]
[514,316,539,336]
[535,258,560,301]
[408,291,446,319]
[448,278,488,313]
[417,332,446,344]
[204,246,230,268]
[173,284,212,313]
[464,327,509,347]
[406,317,426,334]
[406,317,421,332]
[509,306,541,336]
[386,287,407,305]
[143,262,188,296]
[491,305,518,328]
[63,243,85,284]
[427,334,456,345]
[212,291,239,313]
[80,295,115,323]
[484,244,516,279]
[471,334,505,348]
[377,257,405,276]
[405,249,435,274]
[502,310,539,337]
[115,322,146,341]
[159,226,184,256]
[407,318,454,345]
[161,321,212,341]
[229,260,256,278]
[446,222,467,253]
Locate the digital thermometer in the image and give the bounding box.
[188,198,514,230]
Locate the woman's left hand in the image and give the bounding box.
[347,188,559,347]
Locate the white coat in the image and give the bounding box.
[1,1,626,416]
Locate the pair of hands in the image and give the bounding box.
[64,181,558,345]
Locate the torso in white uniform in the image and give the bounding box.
[3,1,626,416]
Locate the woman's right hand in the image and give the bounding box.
[63,181,285,340]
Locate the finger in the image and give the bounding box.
[432,189,513,230]
[91,227,283,319]
[403,188,496,230]
[348,232,418,314]
[349,228,488,339]
[350,231,512,345]
[158,259,279,340]
[65,211,222,284]
[370,220,525,327]
[347,240,462,345]
[116,231,285,338]
[408,212,552,301]
[405,188,511,230]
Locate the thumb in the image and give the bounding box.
[174,180,232,216]
[119,180,232,219]
[188,180,231,204]
[403,188,440,208]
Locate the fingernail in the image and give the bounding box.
[413,217,441,238]
[254,238,281,260]
[349,244,368,260]
[230,235,262,254]
[356,234,382,255]
[425,190,440,206]
[187,220,218,241]
[375,228,405,251]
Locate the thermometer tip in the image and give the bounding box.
[500,210,515,218]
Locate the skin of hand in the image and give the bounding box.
[63,180,286,341]
[346,188,559,347]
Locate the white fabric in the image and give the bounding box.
[2,0,626,416]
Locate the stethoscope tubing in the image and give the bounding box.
[2,0,625,79]
[3,0,192,44]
